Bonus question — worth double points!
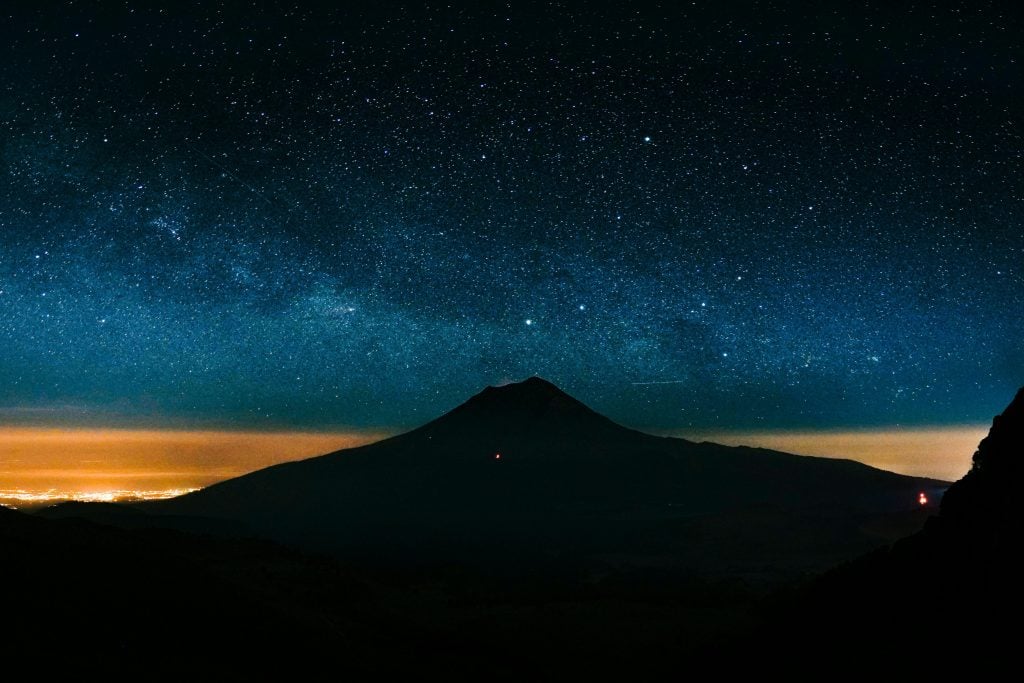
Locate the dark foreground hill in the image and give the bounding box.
[1,502,766,679]
[0,505,377,677]
[733,386,1024,674]
[147,377,942,580]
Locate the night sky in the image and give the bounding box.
[2,2,1021,433]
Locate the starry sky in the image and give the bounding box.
[1,1,1022,434]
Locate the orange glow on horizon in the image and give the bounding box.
[0,427,385,508]
[0,423,988,508]
[676,425,988,482]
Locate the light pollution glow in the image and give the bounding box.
[678,425,989,482]
[0,487,201,506]
[0,424,987,508]
[0,427,383,508]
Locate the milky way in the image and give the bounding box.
[1,3,1021,431]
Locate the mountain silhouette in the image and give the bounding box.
[149,377,943,576]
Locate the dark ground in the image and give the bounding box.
[2,503,763,679]
[4,383,1020,678]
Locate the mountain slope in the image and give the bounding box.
[150,377,943,576]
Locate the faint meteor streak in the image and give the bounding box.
[631,379,689,385]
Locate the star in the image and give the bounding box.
[0,2,1015,436]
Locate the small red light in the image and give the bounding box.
[495,453,501,460]
[918,492,928,505]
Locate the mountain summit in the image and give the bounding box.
[444,376,611,427]
[151,378,943,575]
[467,375,575,404]
[397,376,640,465]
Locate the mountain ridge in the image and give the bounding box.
[146,377,943,577]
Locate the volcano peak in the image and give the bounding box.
[452,376,598,421]
[479,376,567,399]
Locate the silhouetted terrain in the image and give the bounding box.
[2,503,764,679]
[733,386,1024,674]
[145,378,942,581]
[0,505,375,677]
[10,379,1014,678]
[35,500,246,535]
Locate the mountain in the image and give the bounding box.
[149,377,943,578]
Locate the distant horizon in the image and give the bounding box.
[0,374,1016,434]
[0,414,986,507]
[0,377,1006,506]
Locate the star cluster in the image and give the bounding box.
[1,2,1021,431]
